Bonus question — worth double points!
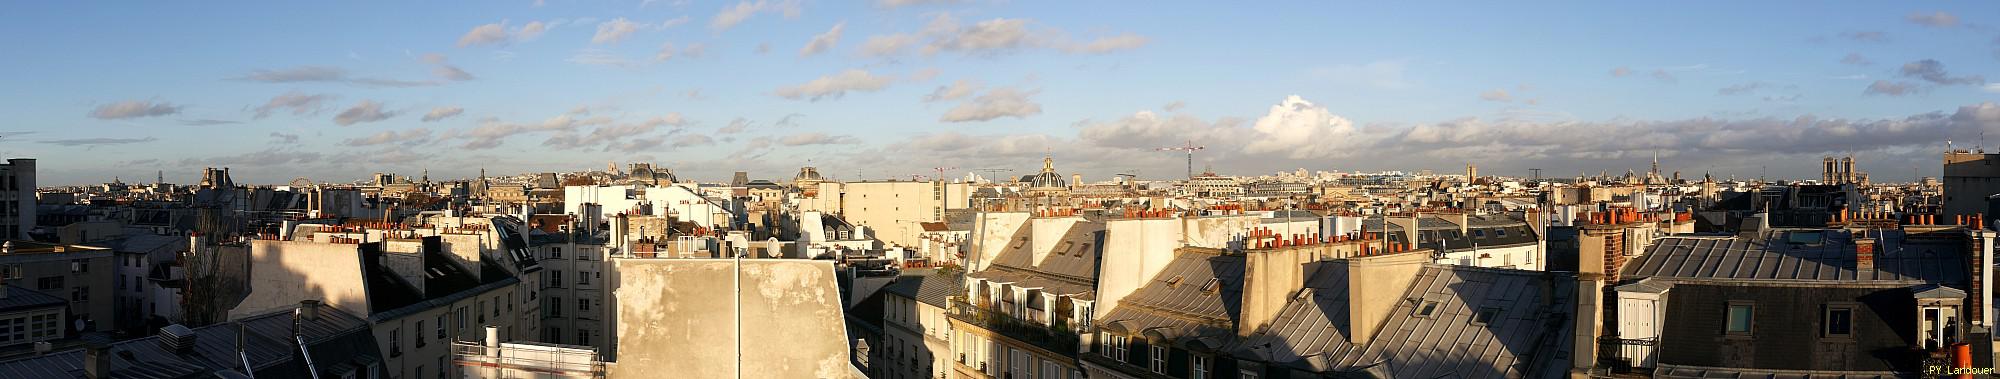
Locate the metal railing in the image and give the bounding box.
[451,342,605,376]
[948,299,1079,354]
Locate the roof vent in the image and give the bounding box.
[158,324,197,354]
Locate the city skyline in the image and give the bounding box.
[5,1,2000,186]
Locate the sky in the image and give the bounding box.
[4,1,2000,186]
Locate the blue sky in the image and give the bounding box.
[4,1,1998,185]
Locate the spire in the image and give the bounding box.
[1041,155,1056,173]
[1651,150,1660,175]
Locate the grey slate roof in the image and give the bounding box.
[1233,264,1576,378]
[970,220,1103,298]
[0,304,378,379]
[882,271,964,308]
[1098,248,1242,350]
[1625,230,1966,284]
[0,285,66,312]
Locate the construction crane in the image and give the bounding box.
[1156,140,1206,180]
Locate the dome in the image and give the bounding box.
[795,166,824,182]
[1029,156,1066,188]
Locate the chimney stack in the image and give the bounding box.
[1854,231,1876,279]
[485,325,503,357]
[84,339,112,379]
[299,300,321,321]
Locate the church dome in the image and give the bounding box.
[1029,156,1066,188]
[795,166,824,182]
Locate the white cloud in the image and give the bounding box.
[654,42,678,62]
[1478,89,1512,102]
[710,0,802,32]
[89,100,182,120]
[518,21,549,40]
[333,100,396,126]
[859,34,920,57]
[1985,83,2000,94]
[779,132,859,146]
[1062,33,1149,53]
[924,79,981,102]
[799,22,845,57]
[1241,96,1365,159]
[1864,80,1919,96]
[253,92,335,119]
[774,69,894,101]
[875,0,962,8]
[1906,11,1959,28]
[422,106,465,122]
[593,18,644,44]
[458,23,510,47]
[673,134,716,147]
[939,87,1041,122]
[1609,66,1632,77]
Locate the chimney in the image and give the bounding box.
[485,325,503,357]
[1854,232,1876,279]
[1739,213,1767,240]
[1237,245,1317,337]
[299,300,321,321]
[1343,252,1429,344]
[84,339,112,379]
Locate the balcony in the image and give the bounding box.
[948,298,1078,354]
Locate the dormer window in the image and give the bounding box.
[1199,278,1220,293]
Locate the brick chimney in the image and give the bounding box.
[1853,231,1876,279]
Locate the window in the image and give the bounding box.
[551,270,563,288]
[435,315,447,340]
[438,357,447,379]
[1495,229,1507,237]
[1106,334,1129,362]
[578,298,591,312]
[1149,346,1167,373]
[1192,355,1209,379]
[548,327,561,343]
[1240,369,1261,379]
[415,320,427,347]
[1472,307,1500,325]
[1471,230,1485,237]
[36,276,62,291]
[415,365,424,379]
[1414,300,1441,318]
[3,265,19,279]
[578,272,590,286]
[1042,361,1060,379]
[457,307,468,332]
[577,329,590,346]
[390,327,403,357]
[1725,301,1754,335]
[550,297,563,317]
[550,247,563,260]
[1823,305,1854,338]
[72,286,88,301]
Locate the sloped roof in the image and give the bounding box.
[1099,248,1243,350]
[1234,264,1576,378]
[881,271,964,309]
[0,304,377,379]
[1626,230,1966,284]
[971,220,1103,298]
[0,285,66,313]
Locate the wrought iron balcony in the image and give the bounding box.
[948,298,1078,354]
